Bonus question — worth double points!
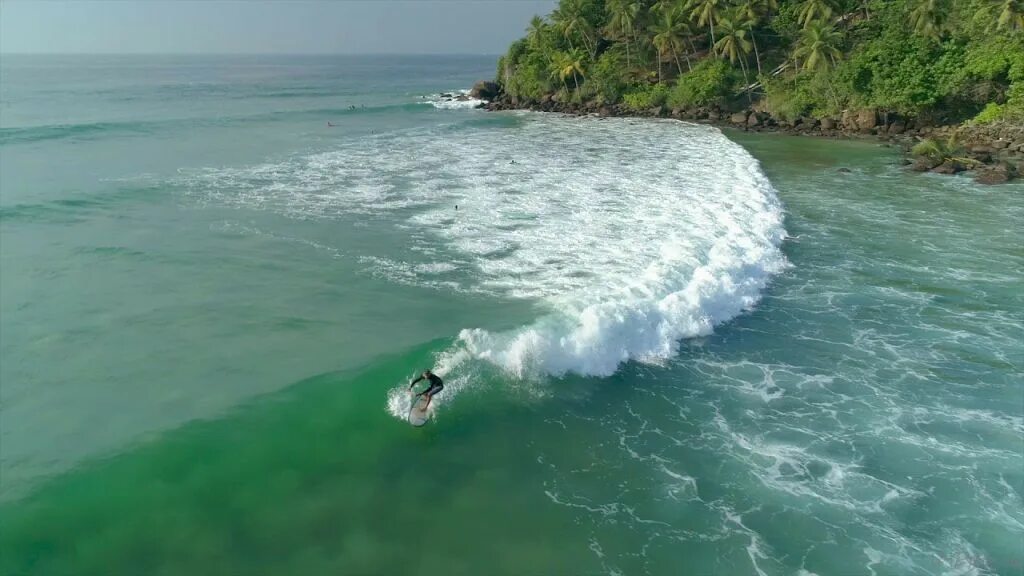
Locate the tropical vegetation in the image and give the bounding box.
[496,0,1024,124]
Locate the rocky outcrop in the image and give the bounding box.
[469,80,500,101]
[484,90,1020,183]
[975,162,1017,185]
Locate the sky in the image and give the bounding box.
[0,0,558,55]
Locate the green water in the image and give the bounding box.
[1,56,1022,575]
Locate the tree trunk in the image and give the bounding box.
[673,47,686,75]
[738,57,752,103]
[573,71,580,92]
[681,45,693,72]
[751,32,762,75]
[657,50,663,83]
[709,23,717,54]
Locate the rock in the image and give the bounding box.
[747,114,762,127]
[932,160,966,174]
[888,121,906,135]
[857,109,878,130]
[837,167,852,173]
[974,163,1013,185]
[841,110,857,130]
[706,111,720,121]
[469,80,500,101]
[730,111,749,124]
[800,117,820,129]
[821,118,836,130]
[992,139,1010,149]
[911,157,941,172]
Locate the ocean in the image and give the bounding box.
[1,54,1021,575]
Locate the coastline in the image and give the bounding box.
[477,92,1024,185]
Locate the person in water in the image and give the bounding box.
[409,370,443,408]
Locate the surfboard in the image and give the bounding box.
[408,395,431,427]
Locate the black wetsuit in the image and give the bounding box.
[410,372,443,397]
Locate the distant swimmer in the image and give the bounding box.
[455,204,458,210]
[327,121,335,127]
[510,160,517,164]
[409,370,443,409]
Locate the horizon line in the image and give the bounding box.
[1,51,502,57]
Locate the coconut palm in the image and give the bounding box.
[526,15,548,49]
[605,0,642,67]
[686,0,726,53]
[714,11,754,84]
[988,0,1024,31]
[551,49,587,93]
[797,0,837,28]
[909,0,948,40]
[792,21,842,71]
[733,2,767,75]
[652,9,693,79]
[552,0,597,57]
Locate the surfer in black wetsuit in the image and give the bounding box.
[409,370,443,408]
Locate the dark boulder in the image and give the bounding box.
[974,162,1016,184]
[469,80,500,101]
[911,157,941,172]
[730,111,749,124]
[932,160,966,174]
[820,118,836,131]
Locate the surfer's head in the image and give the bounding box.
[422,370,433,377]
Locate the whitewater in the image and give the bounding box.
[177,111,786,413]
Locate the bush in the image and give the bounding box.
[763,72,841,120]
[622,83,669,110]
[666,60,738,109]
[972,102,1005,123]
[589,50,629,104]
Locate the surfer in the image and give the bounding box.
[409,370,443,408]
[327,121,335,127]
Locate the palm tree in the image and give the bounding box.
[552,0,597,58]
[526,15,547,49]
[909,0,947,40]
[792,21,842,72]
[988,0,1024,31]
[557,49,587,93]
[686,0,726,53]
[797,0,837,28]
[652,9,693,79]
[715,11,754,84]
[734,1,768,75]
[605,0,642,67]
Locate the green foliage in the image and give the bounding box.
[971,102,1006,123]
[763,70,839,119]
[667,59,739,108]
[911,133,965,161]
[496,0,1024,124]
[589,49,630,103]
[623,83,670,110]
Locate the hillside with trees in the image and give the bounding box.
[494,0,1024,129]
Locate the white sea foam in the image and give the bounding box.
[176,113,787,415]
[423,90,485,110]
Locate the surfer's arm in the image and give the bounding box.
[408,375,424,389]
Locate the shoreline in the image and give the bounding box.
[478,95,1023,185]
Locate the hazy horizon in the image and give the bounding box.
[0,0,557,56]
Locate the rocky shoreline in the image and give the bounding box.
[469,82,1023,185]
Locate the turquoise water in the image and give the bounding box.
[1,55,1022,575]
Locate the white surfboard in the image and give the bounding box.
[408,395,431,427]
